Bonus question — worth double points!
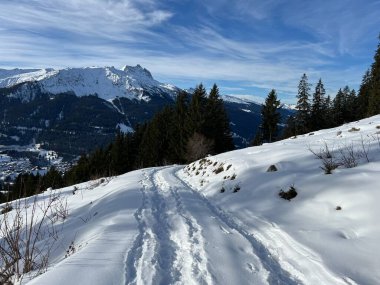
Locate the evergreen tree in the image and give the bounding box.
[295,73,311,134]
[168,91,189,163]
[282,115,297,139]
[345,89,358,122]
[138,106,173,167]
[251,128,263,146]
[310,78,326,130]
[186,84,207,135]
[109,130,129,175]
[323,95,333,128]
[358,69,372,118]
[261,89,281,143]
[204,84,235,153]
[333,88,345,125]
[367,35,380,116]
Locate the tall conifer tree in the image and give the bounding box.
[310,79,326,130]
[261,89,281,143]
[204,84,234,153]
[295,73,311,134]
[367,35,380,115]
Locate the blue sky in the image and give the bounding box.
[0,0,379,103]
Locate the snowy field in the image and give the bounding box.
[2,115,380,285]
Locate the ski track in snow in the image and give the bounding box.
[125,166,306,285]
[173,169,301,285]
[124,165,355,285]
[125,168,212,285]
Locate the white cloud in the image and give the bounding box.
[0,0,377,104]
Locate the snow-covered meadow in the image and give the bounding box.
[2,115,380,285]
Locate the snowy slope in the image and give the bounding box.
[2,115,380,284]
[0,65,179,102]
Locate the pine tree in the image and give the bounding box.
[367,35,380,116]
[261,89,281,143]
[186,84,207,135]
[358,69,372,118]
[310,78,326,130]
[168,91,189,163]
[295,73,311,134]
[323,95,333,128]
[204,84,234,153]
[282,115,297,139]
[345,89,358,122]
[333,88,345,125]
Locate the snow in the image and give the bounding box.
[0,65,178,102]
[2,115,380,284]
[116,123,134,134]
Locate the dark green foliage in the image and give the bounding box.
[295,73,311,134]
[367,35,380,115]
[167,91,190,163]
[358,69,372,117]
[251,128,263,146]
[5,167,64,201]
[281,115,297,139]
[203,84,235,153]
[186,84,208,134]
[310,79,326,130]
[260,89,281,143]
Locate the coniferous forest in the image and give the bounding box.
[1,84,234,202]
[2,35,380,203]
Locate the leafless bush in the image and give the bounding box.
[320,157,340,174]
[308,142,333,160]
[338,144,358,168]
[359,135,370,163]
[0,192,67,283]
[185,132,214,163]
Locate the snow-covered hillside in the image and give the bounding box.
[0,65,179,101]
[2,115,380,285]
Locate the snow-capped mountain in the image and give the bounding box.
[0,65,293,157]
[0,65,179,102]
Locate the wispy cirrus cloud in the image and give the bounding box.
[0,0,379,103]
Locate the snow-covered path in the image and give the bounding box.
[18,115,380,285]
[125,167,304,285]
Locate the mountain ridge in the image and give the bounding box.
[0,65,179,102]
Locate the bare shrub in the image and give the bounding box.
[308,142,333,160]
[320,157,340,174]
[0,192,66,283]
[185,132,214,163]
[359,135,370,163]
[339,144,358,168]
